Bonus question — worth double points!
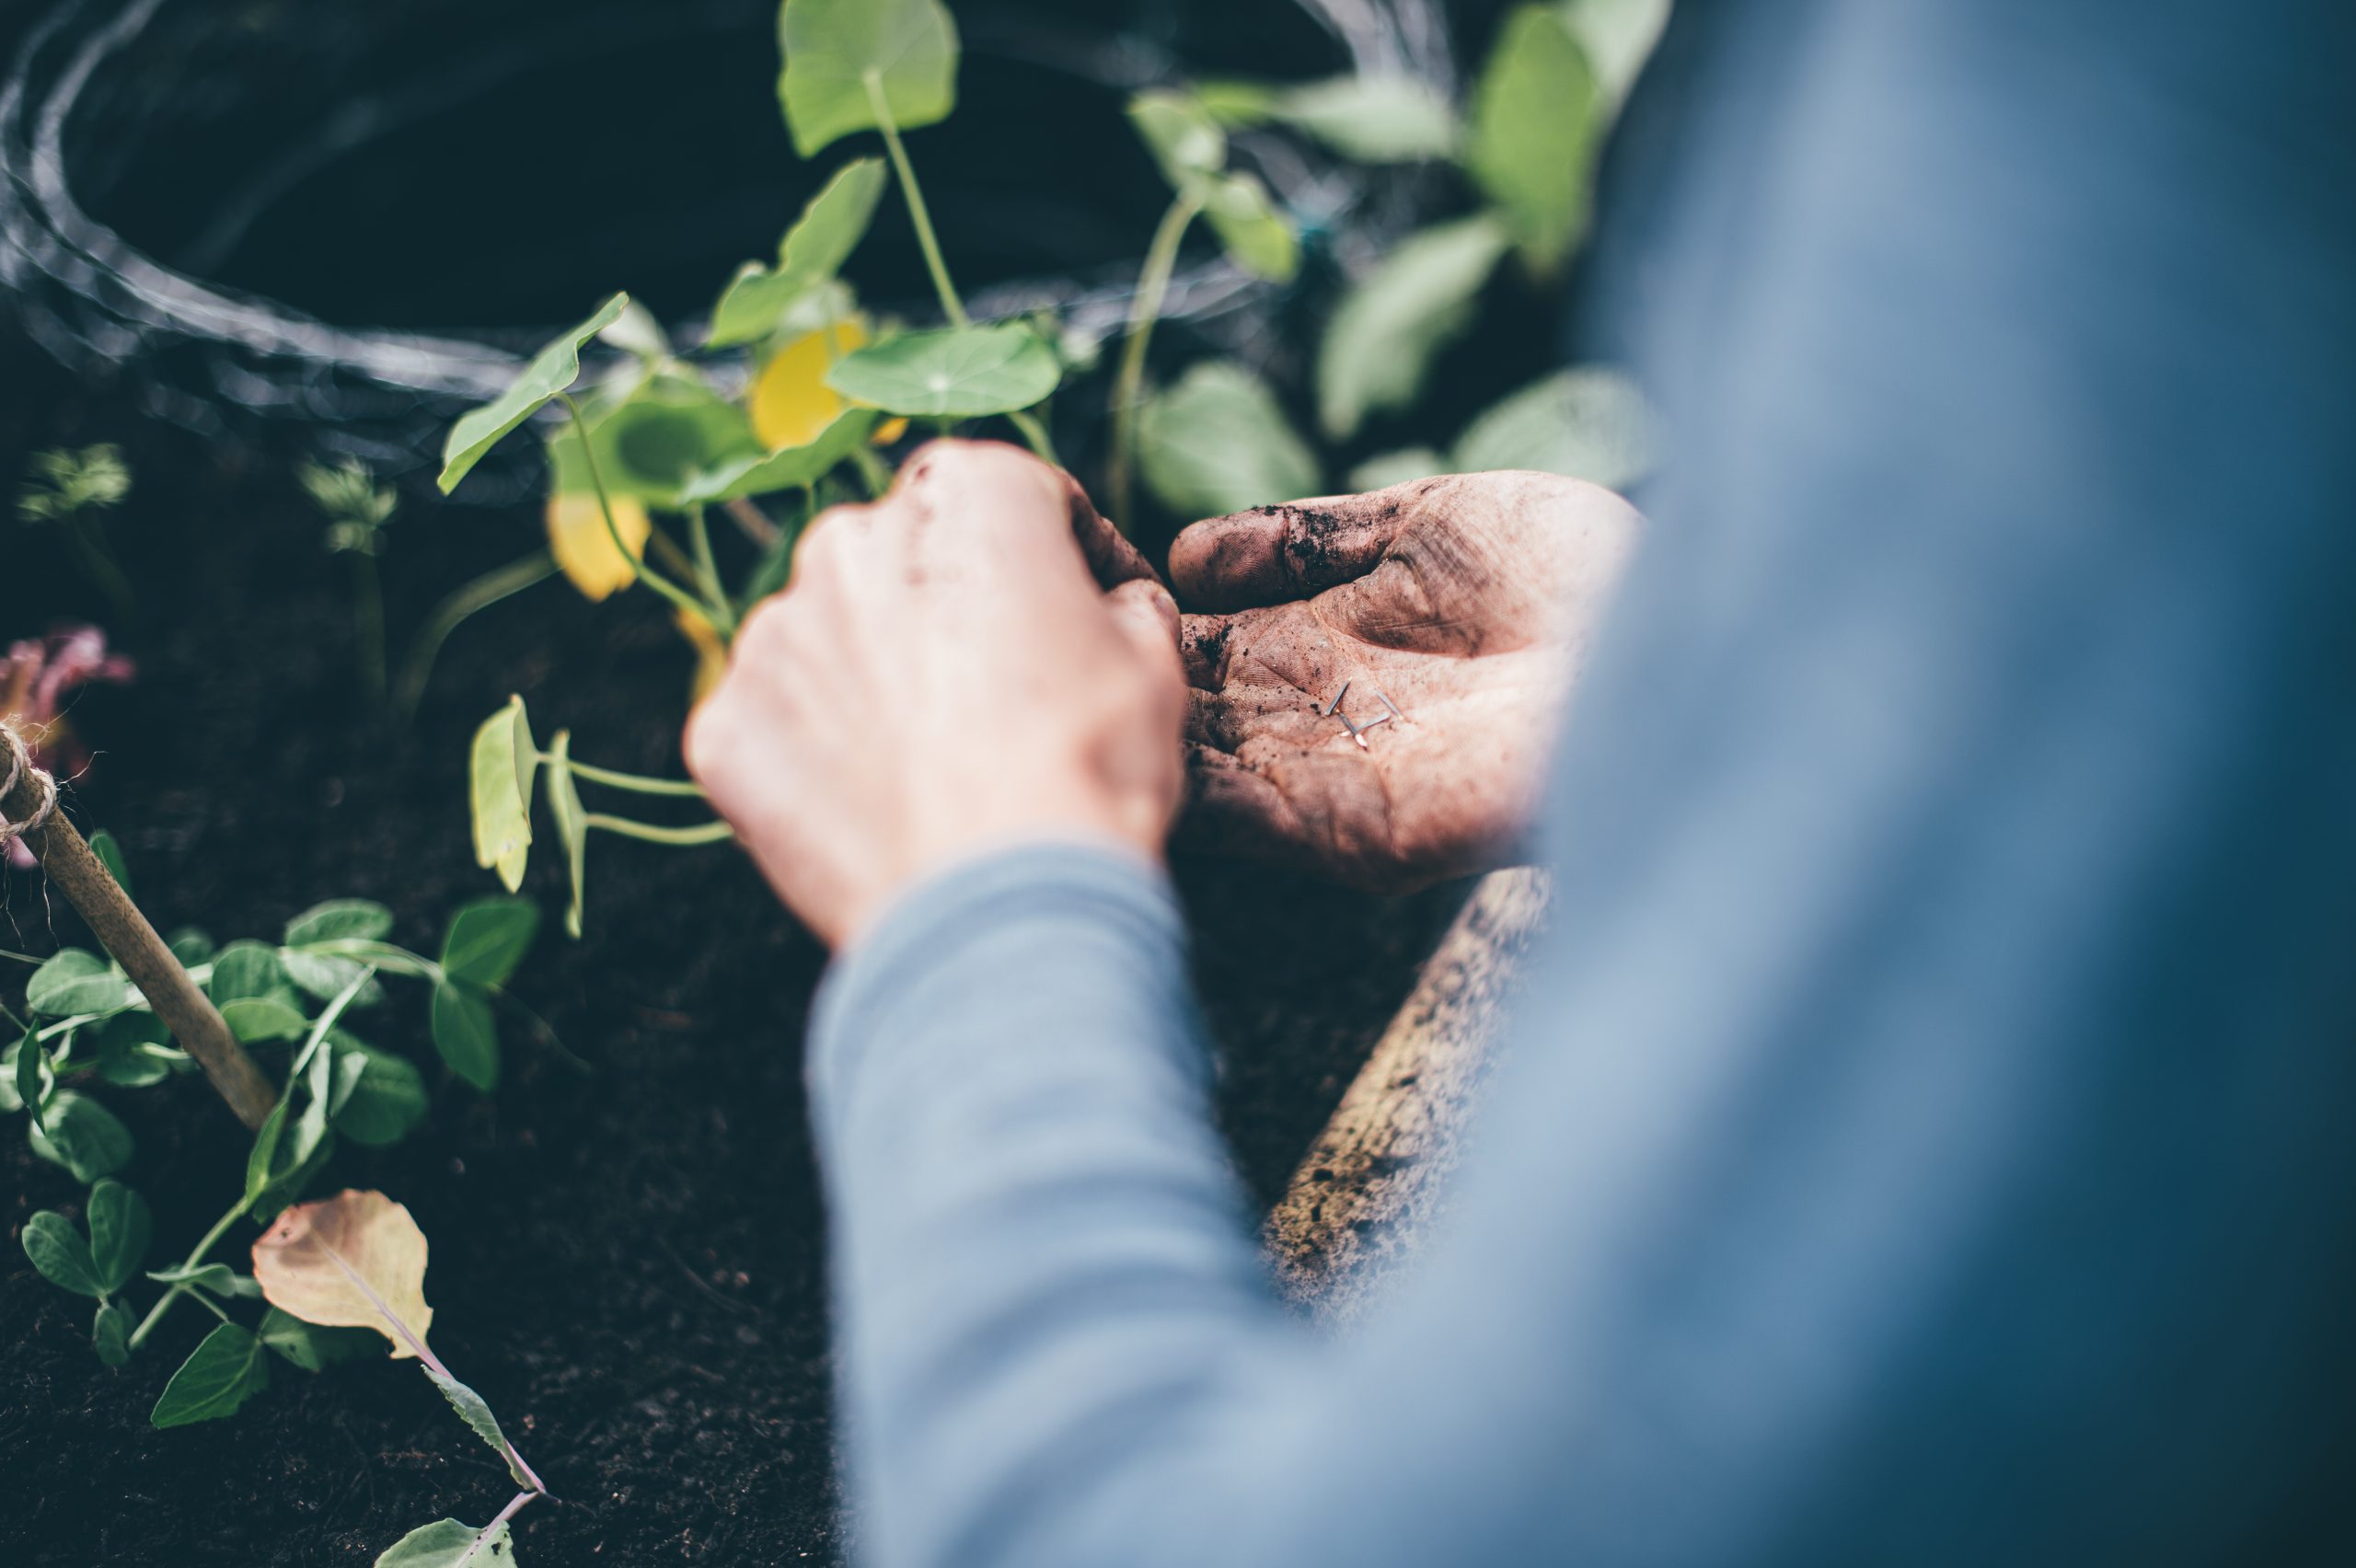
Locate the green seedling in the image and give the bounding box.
[17,443,135,619]
[299,458,399,702]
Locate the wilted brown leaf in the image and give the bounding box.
[250,1189,433,1359]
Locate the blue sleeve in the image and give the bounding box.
[807,4,2356,1564]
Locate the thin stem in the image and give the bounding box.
[72,519,136,622]
[1109,188,1207,525]
[723,497,780,548]
[685,506,736,638]
[546,757,705,798]
[849,444,892,499]
[558,396,710,624]
[129,1194,249,1351]
[866,71,968,328]
[582,814,735,847]
[0,997,25,1032]
[1,948,41,965]
[469,1489,540,1562]
[1007,409,1059,467]
[354,553,387,704]
[395,550,560,721]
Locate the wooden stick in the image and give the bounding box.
[3,725,275,1130]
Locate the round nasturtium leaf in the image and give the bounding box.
[825,324,1063,419]
[778,0,961,158]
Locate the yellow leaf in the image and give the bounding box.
[752,319,870,450]
[547,491,652,602]
[675,609,731,705]
[250,1190,433,1360]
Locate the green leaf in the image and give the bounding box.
[1269,75,1458,163]
[678,407,883,505]
[1138,363,1322,521]
[438,294,629,495]
[551,375,766,509]
[327,1037,430,1147]
[1203,173,1299,283]
[14,1030,49,1124]
[778,0,961,158]
[430,983,500,1091]
[0,1035,25,1113]
[87,1179,152,1293]
[285,900,396,947]
[280,949,387,1009]
[1192,79,1279,126]
[93,1300,132,1367]
[427,1366,536,1490]
[297,940,441,982]
[147,1261,242,1297]
[1318,214,1512,438]
[1349,448,1447,491]
[91,1009,180,1089]
[221,996,311,1044]
[1451,365,1656,490]
[598,298,672,362]
[1467,6,1601,275]
[826,324,1062,419]
[27,949,133,1017]
[167,928,216,967]
[22,1210,104,1297]
[1557,0,1671,109]
[151,1322,270,1428]
[374,1518,516,1568]
[257,1306,376,1372]
[543,737,590,942]
[1129,90,1227,190]
[29,1090,133,1182]
[206,940,287,1006]
[469,698,537,894]
[709,158,890,348]
[87,829,134,896]
[442,898,540,989]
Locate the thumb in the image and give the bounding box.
[1166,482,1427,611]
[1106,577,1184,687]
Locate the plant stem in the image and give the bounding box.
[684,506,736,638]
[549,757,705,797]
[395,550,560,721]
[582,814,734,847]
[1109,188,1207,525]
[71,518,135,622]
[1007,409,1059,467]
[557,396,710,625]
[723,497,780,548]
[353,553,387,705]
[128,1194,248,1351]
[849,444,892,498]
[865,71,968,328]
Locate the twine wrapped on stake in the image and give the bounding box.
[1,721,275,1130]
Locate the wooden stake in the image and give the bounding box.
[3,724,275,1130]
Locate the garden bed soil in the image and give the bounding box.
[0,341,1465,1564]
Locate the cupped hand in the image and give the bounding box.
[686,441,1186,949]
[1171,472,1643,892]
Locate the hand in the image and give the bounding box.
[685,442,1187,949]
[1171,472,1643,892]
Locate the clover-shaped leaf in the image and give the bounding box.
[778,0,960,158]
[826,324,1062,418]
[438,294,629,495]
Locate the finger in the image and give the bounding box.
[895,437,1162,593]
[1106,578,1184,687]
[1167,484,1428,611]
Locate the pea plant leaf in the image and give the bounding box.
[93,1301,132,1367]
[470,697,538,894]
[1318,213,1512,438]
[250,1189,435,1360]
[13,1030,49,1123]
[826,324,1062,418]
[328,1035,431,1147]
[374,1516,516,1568]
[438,294,629,495]
[442,898,540,989]
[29,1090,133,1182]
[151,1322,271,1428]
[87,829,133,895]
[27,949,134,1017]
[1129,90,1227,189]
[430,982,500,1091]
[1203,173,1299,283]
[87,1178,153,1293]
[709,158,890,348]
[21,1210,104,1297]
[257,1305,377,1372]
[147,1261,246,1297]
[207,940,288,1005]
[286,900,396,947]
[222,996,311,1044]
[1138,362,1322,520]
[778,0,961,158]
[1452,365,1656,490]
[1466,5,1601,275]
[677,407,883,505]
[1265,75,1459,163]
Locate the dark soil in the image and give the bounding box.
[0,332,1463,1563]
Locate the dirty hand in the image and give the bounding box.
[1172,472,1643,892]
[686,441,1186,950]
